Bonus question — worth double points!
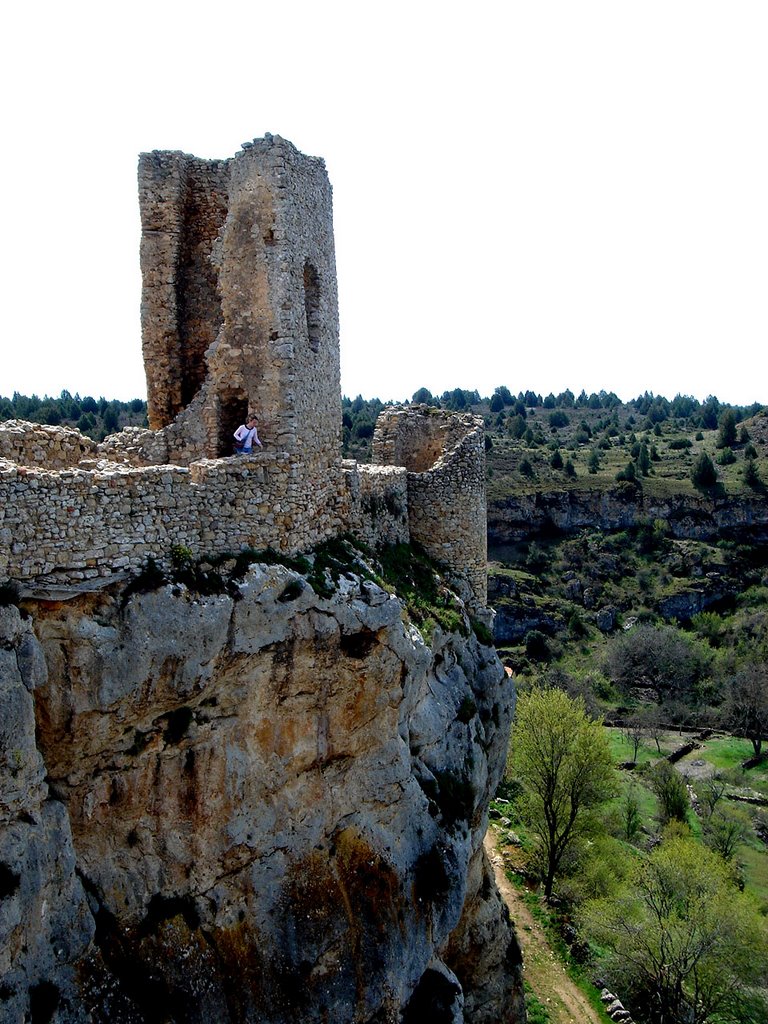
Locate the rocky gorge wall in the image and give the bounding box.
[488,484,768,546]
[0,559,523,1023]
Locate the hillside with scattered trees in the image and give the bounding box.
[5,383,768,1022]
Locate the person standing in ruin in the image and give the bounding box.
[233,414,262,454]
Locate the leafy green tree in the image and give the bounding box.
[621,786,643,843]
[512,687,615,900]
[550,448,563,470]
[616,461,637,483]
[101,406,118,432]
[587,449,600,474]
[636,442,651,476]
[703,806,749,862]
[548,410,569,429]
[582,835,768,1024]
[411,387,434,404]
[508,414,526,439]
[524,629,551,661]
[700,395,721,430]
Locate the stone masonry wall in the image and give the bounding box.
[0,452,331,583]
[341,461,410,551]
[0,408,485,599]
[373,407,488,604]
[138,136,341,474]
[0,421,97,469]
[139,152,230,430]
[0,427,410,586]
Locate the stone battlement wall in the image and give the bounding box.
[0,421,98,469]
[0,432,411,585]
[0,410,485,601]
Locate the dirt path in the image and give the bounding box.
[484,829,603,1024]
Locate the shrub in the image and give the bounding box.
[691,451,718,489]
[525,629,551,661]
[470,617,493,645]
[744,459,762,488]
[650,761,689,823]
[548,410,569,429]
[121,557,167,605]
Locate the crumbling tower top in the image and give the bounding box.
[138,134,341,466]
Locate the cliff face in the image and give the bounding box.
[488,486,768,545]
[0,564,523,1023]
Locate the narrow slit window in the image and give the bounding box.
[303,262,321,353]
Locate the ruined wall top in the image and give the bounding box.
[373,406,488,604]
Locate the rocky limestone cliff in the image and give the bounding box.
[488,485,768,546]
[0,561,523,1023]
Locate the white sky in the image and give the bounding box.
[2,1,766,407]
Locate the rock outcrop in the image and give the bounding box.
[0,560,523,1023]
[488,485,768,545]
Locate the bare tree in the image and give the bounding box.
[724,662,768,759]
[697,772,728,817]
[604,624,708,704]
[621,713,646,762]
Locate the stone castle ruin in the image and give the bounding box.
[0,135,487,603]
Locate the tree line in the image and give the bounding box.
[342,387,764,462]
[0,391,148,442]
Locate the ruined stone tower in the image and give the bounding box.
[138,134,341,469]
[0,135,489,606]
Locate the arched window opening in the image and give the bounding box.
[303,262,321,353]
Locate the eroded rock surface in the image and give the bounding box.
[0,565,523,1023]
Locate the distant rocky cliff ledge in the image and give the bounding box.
[488,484,768,545]
[0,550,523,1023]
